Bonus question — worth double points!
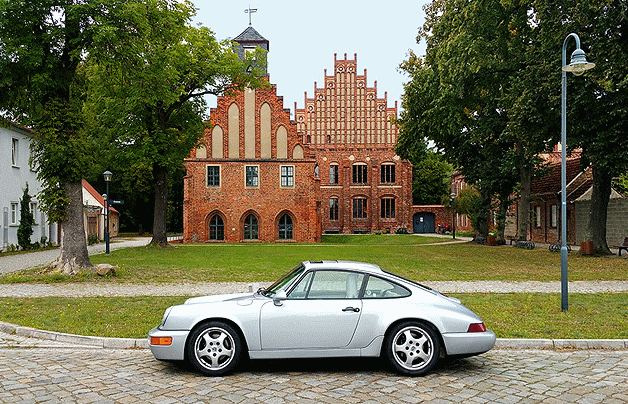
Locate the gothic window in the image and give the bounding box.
[352,163,367,184]
[330,198,339,221]
[244,214,258,240]
[329,164,339,184]
[209,214,224,241]
[353,197,367,219]
[278,213,293,240]
[381,198,396,219]
[381,164,396,184]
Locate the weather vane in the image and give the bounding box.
[244,5,257,26]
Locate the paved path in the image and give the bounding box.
[0,346,627,403]
[0,237,151,276]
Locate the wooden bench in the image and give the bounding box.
[614,237,628,256]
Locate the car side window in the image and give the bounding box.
[287,271,313,299]
[363,276,410,299]
[293,270,364,299]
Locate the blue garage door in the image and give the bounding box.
[413,212,435,234]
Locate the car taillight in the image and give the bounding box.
[151,336,173,346]
[467,323,486,333]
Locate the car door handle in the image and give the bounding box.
[342,307,360,313]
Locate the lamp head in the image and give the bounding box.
[103,170,113,182]
[563,48,595,76]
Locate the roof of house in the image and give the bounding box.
[82,179,118,214]
[530,158,592,201]
[233,26,268,44]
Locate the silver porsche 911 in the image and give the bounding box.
[148,260,495,376]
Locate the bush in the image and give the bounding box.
[88,234,99,246]
[17,184,34,251]
[396,227,410,234]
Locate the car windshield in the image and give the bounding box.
[260,264,306,297]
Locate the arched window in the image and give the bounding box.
[244,214,258,240]
[209,214,224,241]
[278,213,293,240]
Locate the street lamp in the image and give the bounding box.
[560,33,595,311]
[103,170,113,255]
[450,192,456,240]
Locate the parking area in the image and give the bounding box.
[1,345,627,403]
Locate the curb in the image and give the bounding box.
[2,320,627,351]
[0,321,148,349]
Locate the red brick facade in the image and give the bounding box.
[295,54,413,234]
[183,78,321,243]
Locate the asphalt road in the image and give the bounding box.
[0,346,626,403]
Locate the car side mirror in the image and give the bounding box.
[273,290,287,306]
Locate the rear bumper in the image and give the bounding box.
[148,327,189,361]
[442,330,496,356]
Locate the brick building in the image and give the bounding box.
[183,27,321,243]
[295,54,413,234]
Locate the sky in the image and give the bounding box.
[192,1,428,115]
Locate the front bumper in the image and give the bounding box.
[442,330,496,356]
[148,327,189,361]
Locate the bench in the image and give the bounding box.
[614,237,628,257]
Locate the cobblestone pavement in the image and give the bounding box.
[0,346,627,403]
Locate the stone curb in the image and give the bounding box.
[2,320,626,351]
[0,321,148,349]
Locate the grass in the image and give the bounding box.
[2,234,626,284]
[1,293,626,339]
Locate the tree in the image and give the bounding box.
[17,184,34,250]
[84,0,267,246]
[0,0,111,273]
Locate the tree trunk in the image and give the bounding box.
[496,196,509,245]
[48,181,91,274]
[517,165,532,241]
[151,164,169,247]
[586,166,612,254]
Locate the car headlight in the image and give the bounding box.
[158,306,173,330]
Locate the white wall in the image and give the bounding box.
[0,125,57,250]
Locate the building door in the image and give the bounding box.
[413,212,435,233]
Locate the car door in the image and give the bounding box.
[260,270,364,350]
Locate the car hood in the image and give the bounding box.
[184,292,254,305]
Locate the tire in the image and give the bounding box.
[186,321,242,376]
[384,321,440,376]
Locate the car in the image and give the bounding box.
[148,260,496,376]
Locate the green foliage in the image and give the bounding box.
[613,174,628,197]
[411,153,453,205]
[17,184,34,250]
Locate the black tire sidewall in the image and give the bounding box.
[186,321,242,376]
[385,321,440,376]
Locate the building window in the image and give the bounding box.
[209,214,224,241]
[281,165,294,187]
[10,202,18,225]
[244,214,258,240]
[352,164,367,184]
[533,205,541,228]
[330,198,339,221]
[549,204,558,228]
[11,138,18,167]
[207,165,220,187]
[329,164,339,184]
[381,164,396,184]
[381,198,395,219]
[30,202,37,225]
[278,213,293,240]
[353,198,367,219]
[245,166,259,187]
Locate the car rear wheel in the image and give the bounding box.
[385,321,440,376]
[187,321,242,376]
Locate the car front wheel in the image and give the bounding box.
[385,321,440,376]
[187,321,242,376]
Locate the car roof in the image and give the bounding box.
[302,260,385,275]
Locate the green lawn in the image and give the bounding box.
[1,293,626,339]
[2,235,626,284]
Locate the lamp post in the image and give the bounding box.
[103,170,112,255]
[450,192,456,240]
[560,33,595,311]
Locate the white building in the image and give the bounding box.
[0,123,57,250]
